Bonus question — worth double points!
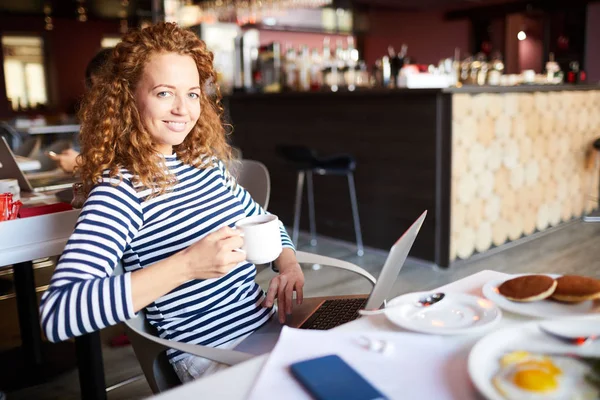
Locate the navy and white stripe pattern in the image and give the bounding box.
[40,155,294,362]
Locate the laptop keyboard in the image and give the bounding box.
[299,298,367,330]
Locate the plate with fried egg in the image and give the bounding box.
[482,274,600,319]
[468,318,600,400]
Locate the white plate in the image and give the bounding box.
[468,317,600,400]
[539,319,600,339]
[384,291,502,335]
[482,274,600,319]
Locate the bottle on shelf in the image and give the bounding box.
[309,48,323,91]
[488,51,504,85]
[355,60,369,89]
[473,52,488,86]
[567,61,579,84]
[321,37,334,91]
[298,45,311,92]
[452,48,461,86]
[387,46,397,88]
[345,37,358,90]
[545,52,561,83]
[283,43,298,91]
[381,55,391,88]
[332,39,346,91]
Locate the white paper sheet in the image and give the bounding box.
[247,326,479,400]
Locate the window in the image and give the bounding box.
[101,36,121,48]
[2,35,48,111]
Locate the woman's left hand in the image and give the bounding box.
[263,250,304,323]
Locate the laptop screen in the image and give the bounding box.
[0,137,35,191]
[363,211,427,310]
[0,137,79,192]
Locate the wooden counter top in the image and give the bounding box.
[226,84,599,100]
[444,84,600,94]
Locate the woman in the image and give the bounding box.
[39,22,304,382]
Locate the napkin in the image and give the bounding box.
[247,326,479,400]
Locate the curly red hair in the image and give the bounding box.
[78,22,232,196]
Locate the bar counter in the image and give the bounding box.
[225,84,600,267]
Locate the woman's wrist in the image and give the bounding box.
[173,248,194,283]
[274,248,300,273]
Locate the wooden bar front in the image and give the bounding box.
[226,89,452,266]
[225,85,600,268]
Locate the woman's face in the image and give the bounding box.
[134,52,201,155]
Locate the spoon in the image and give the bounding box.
[539,324,599,346]
[358,292,445,316]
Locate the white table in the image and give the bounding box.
[15,155,41,172]
[152,270,529,399]
[0,209,110,400]
[26,124,80,135]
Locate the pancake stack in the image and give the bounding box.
[498,275,557,302]
[497,274,600,303]
[552,275,600,303]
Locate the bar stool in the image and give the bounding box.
[277,145,364,256]
[584,138,600,222]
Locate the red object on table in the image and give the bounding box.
[0,193,22,221]
[18,202,73,218]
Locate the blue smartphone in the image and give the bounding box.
[289,354,387,400]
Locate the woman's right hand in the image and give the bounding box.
[180,226,246,280]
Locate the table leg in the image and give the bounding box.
[9,261,106,399]
[12,261,43,366]
[76,332,107,400]
[1,261,77,391]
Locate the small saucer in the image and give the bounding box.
[384,292,502,335]
[538,317,600,340]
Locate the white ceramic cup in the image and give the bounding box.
[235,214,282,265]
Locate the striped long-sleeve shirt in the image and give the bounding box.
[39,155,294,362]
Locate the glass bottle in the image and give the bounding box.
[298,45,311,91]
[309,48,322,91]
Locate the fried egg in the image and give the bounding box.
[492,351,599,400]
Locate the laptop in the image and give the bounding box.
[0,137,78,193]
[235,211,427,354]
[289,210,427,329]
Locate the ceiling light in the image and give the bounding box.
[517,31,526,41]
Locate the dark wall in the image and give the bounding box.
[362,10,471,68]
[227,90,452,266]
[586,2,600,83]
[0,15,120,117]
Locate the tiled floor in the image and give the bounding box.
[5,220,600,399]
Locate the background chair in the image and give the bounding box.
[0,122,23,151]
[583,138,600,222]
[276,145,364,256]
[233,159,271,211]
[0,122,42,159]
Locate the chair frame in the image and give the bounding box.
[118,251,376,393]
[113,158,376,393]
[583,150,600,222]
[292,169,364,256]
[232,159,271,211]
[0,122,23,151]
